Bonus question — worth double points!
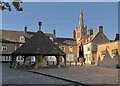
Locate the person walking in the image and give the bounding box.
[81,58,83,66]
[83,58,86,65]
[92,57,94,64]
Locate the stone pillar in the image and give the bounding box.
[56,56,60,68]
[35,56,38,68]
[63,55,66,66]
[23,56,27,69]
[10,55,14,68]
[35,55,43,68]
[47,61,49,66]
[53,61,54,66]
[10,55,17,68]
[38,55,43,67]
[13,56,17,68]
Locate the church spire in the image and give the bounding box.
[79,7,84,28]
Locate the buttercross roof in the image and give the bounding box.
[12,31,66,56]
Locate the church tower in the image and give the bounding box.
[73,7,87,44]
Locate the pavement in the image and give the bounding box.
[2,63,76,85]
[0,62,2,86]
[29,65,119,85]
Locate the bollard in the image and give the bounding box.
[53,61,54,66]
[47,61,49,65]
[70,61,71,66]
[76,61,77,66]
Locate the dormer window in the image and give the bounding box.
[2,46,7,51]
[50,37,53,42]
[20,36,25,42]
[61,46,65,52]
[101,51,106,56]
[112,49,118,56]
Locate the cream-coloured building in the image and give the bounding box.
[97,34,120,67]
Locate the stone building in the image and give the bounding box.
[97,34,120,68]
[83,25,109,64]
[0,27,55,62]
[54,38,77,62]
[0,25,77,63]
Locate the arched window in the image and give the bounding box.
[20,36,25,42]
[49,37,53,42]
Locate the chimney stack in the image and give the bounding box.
[98,25,103,33]
[38,21,42,31]
[24,25,27,34]
[115,34,119,41]
[88,29,93,37]
[73,30,76,39]
[53,29,56,36]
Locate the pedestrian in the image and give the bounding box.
[81,58,83,66]
[92,57,94,64]
[83,58,86,65]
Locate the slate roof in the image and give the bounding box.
[12,31,66,56]
[0,38,15,43]
[83,32,109,45]
[1,30,55,43]
[54,38,77,46]
[90,32,99,41]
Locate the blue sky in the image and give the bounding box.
[2,2,118,40]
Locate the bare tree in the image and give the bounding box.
[0,0,23,11]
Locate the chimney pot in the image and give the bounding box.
[88,28,93,37]
[115,34,119,41]
[98,25,103,33]
[73,30,76,39]
[24,25,27,33]
[38,21,42,31]
[53,29,56,36]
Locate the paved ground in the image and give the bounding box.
[0,62,2,86]
[2,63,76,84]
[30,65,119,84]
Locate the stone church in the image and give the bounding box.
[73,8,87,44]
